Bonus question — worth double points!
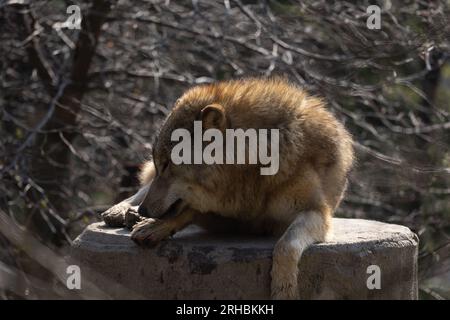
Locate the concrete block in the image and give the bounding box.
[71,218,418,299]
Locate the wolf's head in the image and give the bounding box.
[137,79,286,218]
[137,96,229,218]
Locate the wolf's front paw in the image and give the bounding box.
[124,207,144,230]
[131,219,172,246]
[270,281,298,300]
[101,202,131,227]
[270,266,299,300]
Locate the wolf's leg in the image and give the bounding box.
[131,208,197,246]
[271,210,330,300]
[102,184,150,227]
[102,161,156,227]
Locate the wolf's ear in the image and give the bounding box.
[201,104,227,130]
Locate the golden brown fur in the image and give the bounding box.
[102,77,354,299]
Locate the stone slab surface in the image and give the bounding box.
[71,218,418,299]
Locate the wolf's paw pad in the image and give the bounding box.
[131,219,171,246]
[101,203,130,227]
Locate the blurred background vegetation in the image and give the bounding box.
[0,0,449,299]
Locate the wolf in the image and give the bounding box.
[101,77,354,299]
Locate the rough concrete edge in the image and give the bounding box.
[72,221,419,254]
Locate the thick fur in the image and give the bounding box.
[102,77,354,299]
